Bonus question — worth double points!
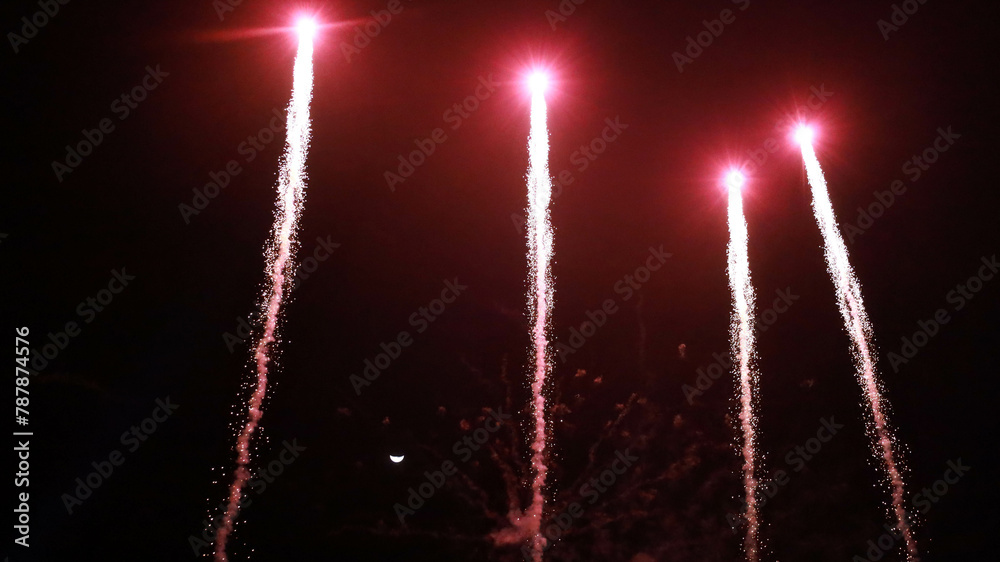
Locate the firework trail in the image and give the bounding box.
[213,20,315,561]
[797,129,917,561]
[524,72,554,562]
[725,171,761,562]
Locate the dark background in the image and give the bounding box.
[3,0,998,560]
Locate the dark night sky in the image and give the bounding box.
[4,0,999,560]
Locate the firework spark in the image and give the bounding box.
[797,126,917,561]
[524,70,554,562]
[213,18,315,562]
[725,170,762,562]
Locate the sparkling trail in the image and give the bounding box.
[726,172,761,562]
[800,138,917,561]
[213,27,314,562]
[524,80,554,562]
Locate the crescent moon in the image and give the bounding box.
[389,455,405,463]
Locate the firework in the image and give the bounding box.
[213,18,316,561]
[797,125,917,561]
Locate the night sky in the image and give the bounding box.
[5,0,999,560]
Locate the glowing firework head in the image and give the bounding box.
[726,169,746,191]
[527,71,550,96]
[794,124,815,146]
[296,17,318,41]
